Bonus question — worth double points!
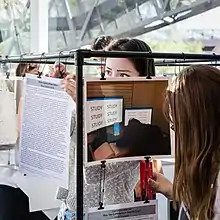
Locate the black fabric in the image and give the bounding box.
[169,201,179,220]
[30,211,50,220]
[0,185,52,220]
[0,185,29,220]
[116,119,171,156]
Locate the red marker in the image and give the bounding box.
[140,157,153,201]
[145,157,153,200]
[140,160,146,201]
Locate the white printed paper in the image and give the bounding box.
[170,127,175,156]
[11,171,62,211]
[87,200,158,220]
[86,98,123,133]
[124,108,152,126]
[19,75,73,188]
[0,84,17,145]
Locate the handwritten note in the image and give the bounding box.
[124,108,152,126]
[86,98,123,133]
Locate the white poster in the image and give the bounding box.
[0,78,17,146]
[87,200,158,220]
[19,74,74,187]
[86,98,123,133]
[124,108,152,126]
[170,127,175,156]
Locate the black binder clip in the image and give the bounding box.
[99,56,106,80]
[146,73,152,80]
[100,72,106,80]
[98,160,106,210]
[98,202,104,210]
[6,71,10,79]
[4,56,10,79]
[101,160,106,168]
[37,72,42,78]
[146,52,152,79]
[145,156,151,203]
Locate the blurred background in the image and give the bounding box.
[0,0,220,74]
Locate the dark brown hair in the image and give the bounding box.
[91,35,113,50]
[106,38,155,76]
[164,65,220,220]
[16,63,28,76]
[16,63,39,77]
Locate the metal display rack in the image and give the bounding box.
[74,49,220,220]
[1,50,220,219]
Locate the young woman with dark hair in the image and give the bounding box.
[105,38,155,77]
[91,35,114,51]
[15,63,39,77]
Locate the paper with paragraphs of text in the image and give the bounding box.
[87,200,158,220]
[86,98,123,133]
[19,74,74,188]
[124,108,152,126]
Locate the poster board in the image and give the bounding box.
[87,200,158,220]
[84,77,171,164]
[0,77,23,147]
[18,74,72,186]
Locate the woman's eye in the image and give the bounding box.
[105,70,112,76]
[120,73,130,77]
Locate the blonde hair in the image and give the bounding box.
[164,65,220,220]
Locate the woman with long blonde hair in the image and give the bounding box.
[149,65,220,220]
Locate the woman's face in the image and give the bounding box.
[27,64,39,75]
[105,58,139,77]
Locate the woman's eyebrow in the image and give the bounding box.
[117,69,131,73]
[106,67,112,70]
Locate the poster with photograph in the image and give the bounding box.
[84,78,171,164]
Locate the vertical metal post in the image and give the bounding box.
[30,0,49,53]
[75,49,84,220]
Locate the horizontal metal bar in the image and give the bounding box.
[0,59,101,66]
[1,50,220,65]
[1,51,75,62]
[80,49,220,60]
[156,63,220,67]
[155,59,219,64]
[1,60,75,65]
[1,58,219,67]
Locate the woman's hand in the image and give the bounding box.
[61,75,76,101]
[148,172,173,200]
[51,62,68,78]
